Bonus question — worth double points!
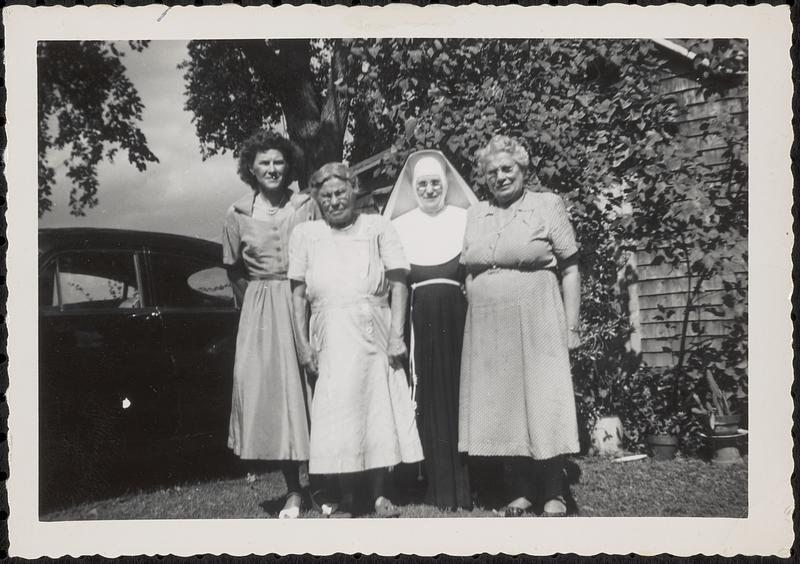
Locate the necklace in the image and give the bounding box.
[488,195,525,270]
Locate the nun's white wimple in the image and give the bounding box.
[385,150,478,265]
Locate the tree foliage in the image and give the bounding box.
[39,38,748,452]
[38,41,158,217]
[336,37,747,450]
[180,39,351,186]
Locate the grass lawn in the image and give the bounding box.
[43,455,747,521]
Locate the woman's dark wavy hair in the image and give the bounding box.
[237,129,303,190]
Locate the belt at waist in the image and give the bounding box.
[310,295,388,310]
[470,265,556,277]
[249,273,287,281]
[411,278,461,290]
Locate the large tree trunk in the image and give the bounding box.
[240,39,350,188]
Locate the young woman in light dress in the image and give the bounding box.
[222,130,317,519]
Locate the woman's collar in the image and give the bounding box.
[232,192,257,216]
[232,189,309,216]
[479,189,535,216]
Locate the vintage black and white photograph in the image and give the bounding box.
[5,4,794,558]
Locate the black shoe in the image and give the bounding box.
[503,505,528,517]
[497,497,533,517]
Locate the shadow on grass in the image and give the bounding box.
[392,458,583,516]
[258,495,287,517]
[40,446,274,515]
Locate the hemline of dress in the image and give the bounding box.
[457,442,580,459]
[309,454,424,475]
[228,440,310,462]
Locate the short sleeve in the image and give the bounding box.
[288,224,309,281]
[377,216,410,271]
[547,194,579,262]
[222,208,241,266]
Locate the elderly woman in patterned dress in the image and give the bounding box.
[459,135,582,517]
[289,163,423,517]
[223,129,317,519]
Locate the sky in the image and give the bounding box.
[39,41,248,242]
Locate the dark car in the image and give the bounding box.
[39,228,240,509]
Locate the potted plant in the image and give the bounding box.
[571,317,635,457]
[645,416,682,461]
[629,366,695,461]
[692,368,746,465]
[577,364,627,457]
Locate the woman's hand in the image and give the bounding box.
[299,347,319,377]
[387,335,408,370]
[567,328,581,351]
[291,279,317,377]
[560,262,581,351]
[386,269,409,370]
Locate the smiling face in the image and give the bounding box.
[316,177,357,228]
[411,155,449,215]
[484,151,525,205]
[414,174,447,215]
[250,149,287,194]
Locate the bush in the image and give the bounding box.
[354,39,747,456]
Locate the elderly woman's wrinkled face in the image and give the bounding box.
[250,149,287,193]
[317,177,357,228]
[485,152,525,205]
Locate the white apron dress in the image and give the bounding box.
[289,214,424,474]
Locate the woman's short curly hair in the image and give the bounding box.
[476,135,530,176]
[308,162,359,193]
[237,129,302,190]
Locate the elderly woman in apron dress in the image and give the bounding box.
[289,162,423,517]
[384,150,478,510]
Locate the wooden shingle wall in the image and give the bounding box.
[632,67,748,368]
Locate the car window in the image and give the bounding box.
[39,260,57,308]
[43,251,141,310]
[149,253,235,309]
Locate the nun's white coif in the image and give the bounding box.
[384,150,478,266]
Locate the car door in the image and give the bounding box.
[39,245,175,507]
[145,246,239,453]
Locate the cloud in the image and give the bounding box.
[39,40,248,242]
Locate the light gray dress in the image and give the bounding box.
[222,192,317,460]
[459,191,580,459]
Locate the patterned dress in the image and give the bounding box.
[222,191,317,460]
[458,190,580,459]
[288,214,424,474]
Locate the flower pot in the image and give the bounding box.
[712,413,742,436]
[647,434,678,461]
[708,433,745,466]
[589,415,624,457]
